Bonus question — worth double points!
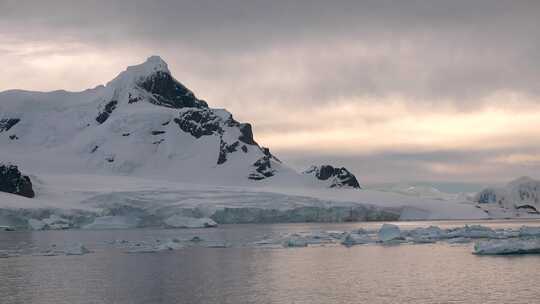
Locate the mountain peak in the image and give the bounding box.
[124,55,170,77]
[138,55,169,73]
[107,56,170,88]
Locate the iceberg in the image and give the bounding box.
[473,239,540,255]
[341,233,374,246]
[378,224,402,242]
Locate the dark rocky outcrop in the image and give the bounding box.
[304,165,361,189]
[0,163,35,198]
[217,140,240,165]
[139,71,208,109]
[174,109,222,138]
[249,155,276,180]
[238,123,256,145]
[95,100,118,124]
[0,118,20,132]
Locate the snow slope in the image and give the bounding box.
[0,56,521,226]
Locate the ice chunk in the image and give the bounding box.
[341,233,374,246]
[156,240,183,251]
[64,243,91,255]
[283,235,308,247]
[378,224,402,242]
[164,215,217,228]
[519,226,540,237]
[446,225,494,239]
[474,239,540,255]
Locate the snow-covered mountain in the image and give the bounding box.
[0,56,358,189]
[0,56,512,228]
[475,177,540,216]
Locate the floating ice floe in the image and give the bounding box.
[164,215,217,228]
[446,225,495,239]
[406,226,445,243]
[125,240,179,254]
[519,226,540,237]
[473,239,540,255]
[341,233,374,246]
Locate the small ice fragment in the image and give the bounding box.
[283,235,308,247]
[64,243,91,255]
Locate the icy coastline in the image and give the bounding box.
[2,223,539,258]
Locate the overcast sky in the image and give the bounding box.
[1,0,540,184]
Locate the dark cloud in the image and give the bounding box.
[1,0,539,103]
[2,0,540,183]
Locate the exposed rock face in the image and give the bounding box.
[249,155,276,180]
[139,71,208,109]
[0,163,35,198]
[0,118,20,132]
[304,165,361,189]
[174,109,221,138]
[249,148,280,180]
[95,100,118,124]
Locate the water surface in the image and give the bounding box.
[1,220,539,304]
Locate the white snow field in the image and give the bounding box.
[0,56,537,229]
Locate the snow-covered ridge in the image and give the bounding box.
[0,56,319,187]
[475,176,540,215]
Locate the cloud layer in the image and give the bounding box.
[1,0,540,183]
